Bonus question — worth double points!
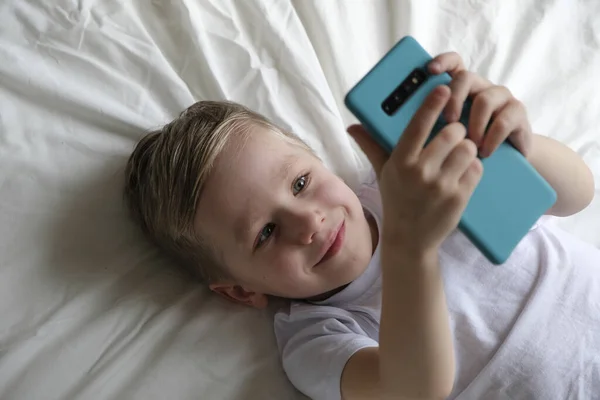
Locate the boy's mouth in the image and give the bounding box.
[315,220,345,267]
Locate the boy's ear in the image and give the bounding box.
[209,282,269,309]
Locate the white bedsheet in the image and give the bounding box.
[0,1,598,399]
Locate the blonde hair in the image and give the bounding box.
[124,101,313,282]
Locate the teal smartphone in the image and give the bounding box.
[344,36,557,264]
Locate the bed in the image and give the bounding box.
[0,1,598,399]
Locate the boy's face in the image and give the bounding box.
[196,127,376,307]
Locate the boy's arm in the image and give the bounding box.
[529,134,595,217]
[340,347,379,399]
[341,249,453,400]
[343,87,472,400]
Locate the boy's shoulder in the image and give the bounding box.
[274,300,357,324]
[273,300,367,345]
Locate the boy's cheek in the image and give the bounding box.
[320,179,357,205]
[268,256,300,279]
[275,268,308,294]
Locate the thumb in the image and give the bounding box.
[347,124,388,177]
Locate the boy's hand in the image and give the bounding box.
[429,52,533,158]
[348,86,483,254]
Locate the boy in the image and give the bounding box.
[124,52,598,400]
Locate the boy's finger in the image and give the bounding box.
[479,101,522,158]
[428,52,466,76]
[508,128,532,158]
[440,138,478,180]
[459,158,484,194]
[468,86,512,147]
[445,70,474,122]
[393,85,451,162]
[446,71,492,122]
[420,122,467,173]
[347,125,388,176]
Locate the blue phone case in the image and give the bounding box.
[345,36,557,264]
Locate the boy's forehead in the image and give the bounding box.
[195,131,306,235]
[223,128,306,173]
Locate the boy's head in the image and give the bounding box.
[124,101,376,308]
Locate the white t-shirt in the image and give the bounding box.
[274,174,600,400]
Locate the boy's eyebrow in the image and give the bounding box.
[279,154,298,183]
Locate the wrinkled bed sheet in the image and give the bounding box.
[0,1,598,399]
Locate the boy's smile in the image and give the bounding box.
[314,220,345,268]
[194,126,377,307]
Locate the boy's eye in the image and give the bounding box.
[253,174,309,250]
[255,223,275,249]
[292,174,309,195]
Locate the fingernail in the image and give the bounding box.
[435,86,448,97]
[429,61,441,72]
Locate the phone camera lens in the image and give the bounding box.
[382,68,429,116]
[414,68,427,81]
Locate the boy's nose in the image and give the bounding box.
[287,209,325,245]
